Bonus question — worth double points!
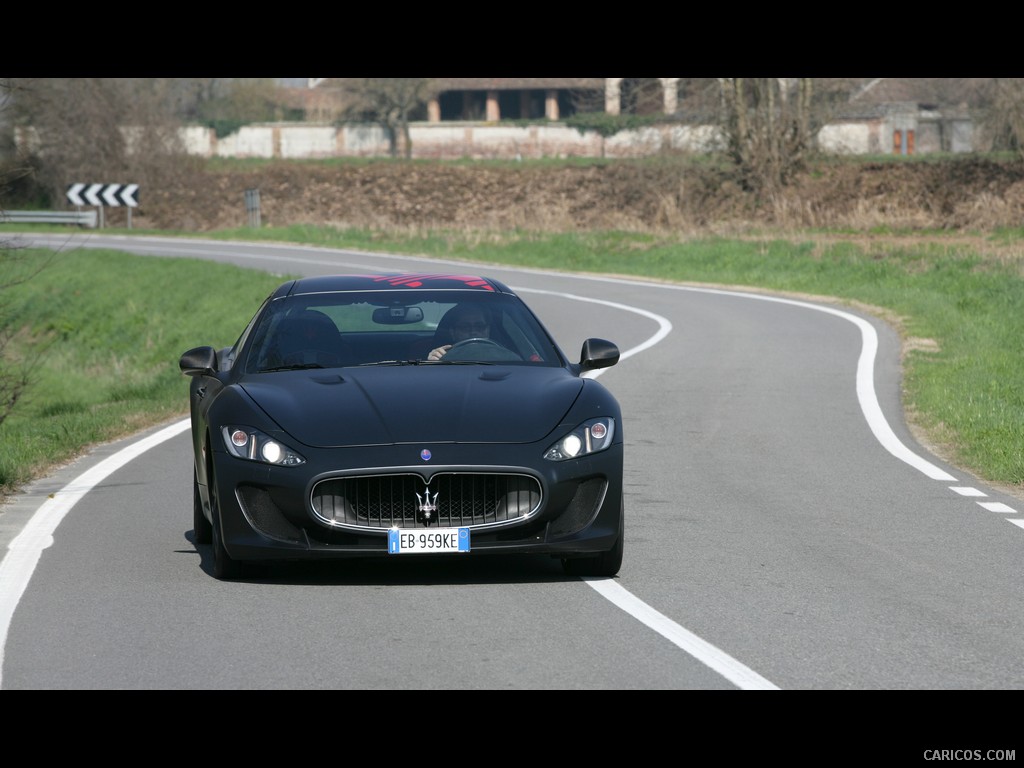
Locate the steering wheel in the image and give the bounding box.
[444,338,521,362]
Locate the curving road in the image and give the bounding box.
[2,234,1024,691]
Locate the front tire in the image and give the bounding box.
[209,467,243,581]
[193,469,212,545]
[562,497,624,577]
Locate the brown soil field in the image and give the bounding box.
[120,156,1024,246]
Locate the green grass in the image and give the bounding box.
[0,247,287,492]
[1,223,1023,500]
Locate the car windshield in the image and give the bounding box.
[244,290,563,373]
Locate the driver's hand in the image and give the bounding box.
[428,344,451,361]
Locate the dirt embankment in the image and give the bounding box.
[114,156,1024,241]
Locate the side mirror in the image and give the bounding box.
[579,338,619,371]
[179,346,218,376]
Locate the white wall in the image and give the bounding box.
[14,118,975,162]
[280,126,337,158]
[182,122,733,160]
[817,123,873,155]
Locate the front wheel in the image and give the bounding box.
[193,469,212,545]
[562,497,624,577]
[209,468,243,581]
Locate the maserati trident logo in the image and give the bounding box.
[415,488,438,524]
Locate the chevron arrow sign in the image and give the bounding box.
[66,183,139,207]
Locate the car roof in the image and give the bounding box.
[273,273,513,298]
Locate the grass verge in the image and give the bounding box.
[0,245,287,493]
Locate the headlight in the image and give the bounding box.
[222,426,306,466]
[543,417,615,461]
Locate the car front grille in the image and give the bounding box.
[311,472,542,531]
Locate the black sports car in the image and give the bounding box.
[179,273,624,580]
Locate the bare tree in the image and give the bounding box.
[618,78,669,115]
[336,78,434,158]
[190,78,293,126]
[6,78,192,210]
[8,78,131,203]
[717,78,819,193]
[972,78,1024,155]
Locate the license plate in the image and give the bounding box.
[388,527,470,554]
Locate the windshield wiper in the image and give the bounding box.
[354,359,495,367]
[357,360,423,367]
[259,363,326,372]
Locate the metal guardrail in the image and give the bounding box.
[0,210,98,228]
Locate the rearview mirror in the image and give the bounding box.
[372,305,425,324]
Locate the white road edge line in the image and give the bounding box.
[978,501,1017,514]
[661,285,959,482]
[0,419,191,684]
[950,486,987,497]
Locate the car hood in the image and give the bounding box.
[240,365,583,447]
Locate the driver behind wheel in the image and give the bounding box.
[428,304,493,361]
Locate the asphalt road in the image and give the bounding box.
[2,234,1024,702]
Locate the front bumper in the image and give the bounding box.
[208,440,624,563]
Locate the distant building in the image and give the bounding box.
[267,77,982,156]
[285,78,684,122]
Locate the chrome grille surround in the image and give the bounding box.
[311,472,542,531]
